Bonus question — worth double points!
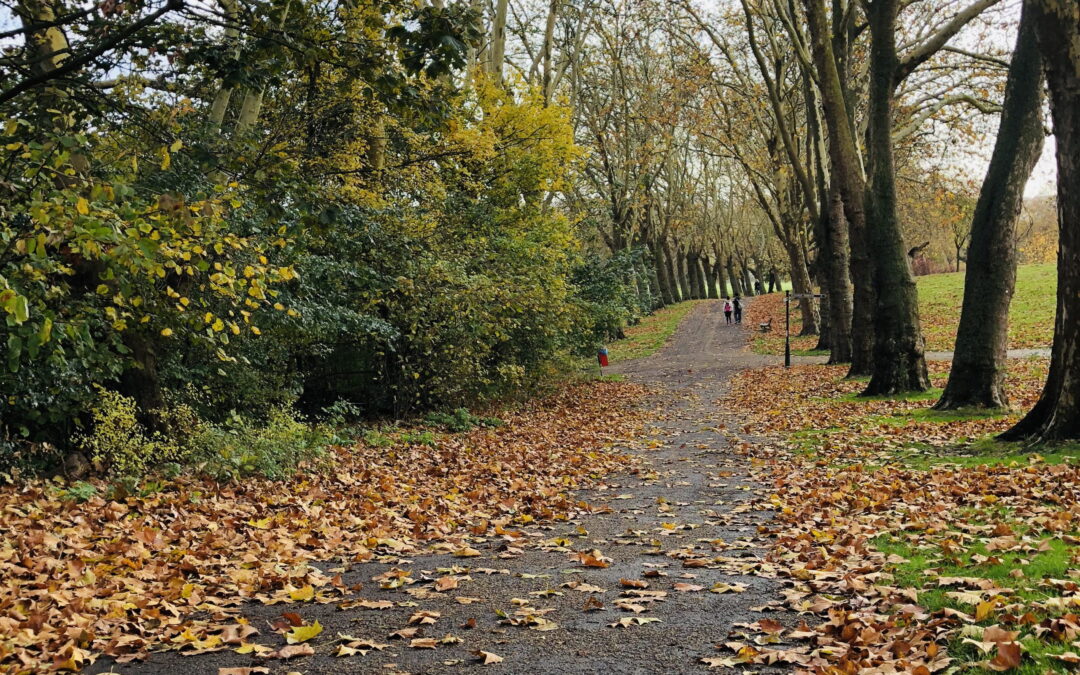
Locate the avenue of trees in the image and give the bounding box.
[1,0,1078,476]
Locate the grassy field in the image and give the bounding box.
[603,300,703,364]
[919,263,1055,351]
[748,263,1056,355]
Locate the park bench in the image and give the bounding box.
[759,317,772,333]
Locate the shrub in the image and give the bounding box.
[75,387,185,478]
[188,407,330,480]
[424,408,504,432]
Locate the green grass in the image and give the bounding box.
[918,263,1055,351]
[872,531,1078,673]
[837,387,944,403]
[605,300,703,363]
[896,437,1080,470]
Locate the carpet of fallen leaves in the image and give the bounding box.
[714,359,1080,673]
[0,381,646,673]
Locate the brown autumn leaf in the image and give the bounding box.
[409,611,441,625]
[986,641,1022,671]
[260,644,314,660]
[434,576,459,591]
[0,382,647,673]
[672,582,704,592]
[619,578,648,589]
[410,637,438,649]
[472,650,504,665]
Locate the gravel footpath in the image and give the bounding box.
[89,300,793,675]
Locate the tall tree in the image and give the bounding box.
[1001,0,1080,441]
[935,0,1045,410]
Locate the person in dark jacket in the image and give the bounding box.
[733,295,742,324]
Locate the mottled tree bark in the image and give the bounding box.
[713,255,728,298]
[1002,0,1080,441]
[936,0,1044,410]
[651,240,676,305]
[693,253,709,299]
[803,0,873,376]
[824,181,854,363]
[706,257,720,299]
[861,0,930,395]
[727,257,743,296]
[677,250,693,300]
[662,240,683,301]
[785,240,819,335]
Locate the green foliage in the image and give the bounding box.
[0,0,655,477]
[424,408,504,432]
[188,408,329,481]
[58,481,99,503]
[572,248,655,349]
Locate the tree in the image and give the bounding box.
[1001,0,1080,441]
[935,0,1045,410]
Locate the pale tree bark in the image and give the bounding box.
[1001,0,1080,442]
[936,0,1045,410]
[541,0,559,105]
[651,239,676,305]
[208,0,240,130]
[234,0,292,135]
[488,0,509,83]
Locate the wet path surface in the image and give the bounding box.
[90,300,791,675]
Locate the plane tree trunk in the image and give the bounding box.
[1001,0,1080,442]
[861,0,930,395]
[936,0,1045,410]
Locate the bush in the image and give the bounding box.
[424,408,505,432]
[188,407,330,481]
[75,387,185,478]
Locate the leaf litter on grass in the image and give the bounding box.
[713,358,1080,672]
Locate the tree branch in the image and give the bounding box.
[0,0,183,107]
[895,0,1003,83]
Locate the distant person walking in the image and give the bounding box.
[723,298,733,324]
[733,295,742,324]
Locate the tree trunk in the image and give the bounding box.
[489,0,509,83]
[540,0,559,105]
[727,258,743,296]
[1001,0,1080,441]
[824,181,854,363]
[652,240,676,305]
[741,260,755,296]
[936,0,1044,410]
[643,241,669,304]
[662,240,682,301]
[785,240,819,335]
[815,292,832,350]
[119,332,166,434]
[686,251,699,300]
[706,257,720,299]
[713,256,728,298]
[677,250,693,300]
[694,253,709,299]
[803,0,874,376]
[861,0,930,395]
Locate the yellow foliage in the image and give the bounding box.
[76,387,186,477]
